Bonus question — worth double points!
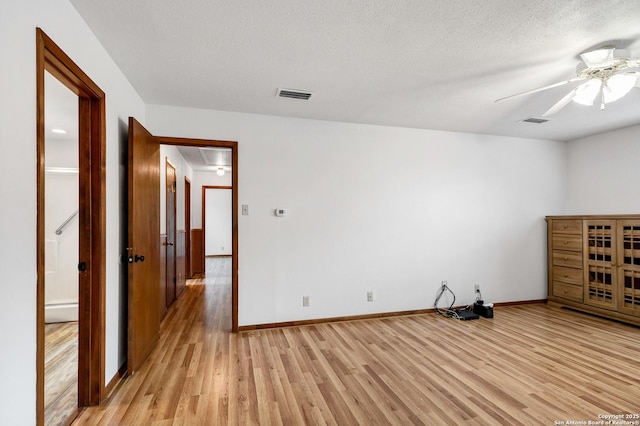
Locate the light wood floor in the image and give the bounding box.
[75,258,640,425]
[45,321,78,425]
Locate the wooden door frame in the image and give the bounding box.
[158,138,238,332]
[165,159,177,307]
[36,28,105,424]
[184,177,192,278]
[202,185,233,260]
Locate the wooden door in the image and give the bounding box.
[185,178,192,279]
[583,220,617,310]
[617,220,640,317]
[127,118,160,374]
[166,161,177,307]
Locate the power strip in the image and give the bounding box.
[473,301,493,318]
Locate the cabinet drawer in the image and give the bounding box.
[552,250,583,268]
[552,234,583,252]
[552,266,583,285]
[552,220,582,235]
[552,281,583,302]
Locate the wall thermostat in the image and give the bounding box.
[275,208,288,217]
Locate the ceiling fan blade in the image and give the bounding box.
[495,76,585,103]
[542,88,577,117]
[617,71,640,88]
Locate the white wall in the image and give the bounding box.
[205,188,233,256]
[191,170,232,228]
[0,0,145,422]
[44,170,79,321]
[146,105,568,327]
[567,124,640,214]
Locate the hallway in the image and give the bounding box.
[75,257,232,424]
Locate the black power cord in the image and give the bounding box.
[434,282,459,319]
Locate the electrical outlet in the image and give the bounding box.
[303,296,310,307]
[474,284,480,293]
[367,291,373,302]
[441,280,447,289]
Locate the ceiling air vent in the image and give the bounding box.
[520,117,550,124]
[276,88,314,100]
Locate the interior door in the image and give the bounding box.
[127,117,160,374]
[185,178,191,279]
[166,161,177,307]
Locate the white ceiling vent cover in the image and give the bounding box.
[276,88,314,100]
[520,117,550,124]
[198,147,232,166]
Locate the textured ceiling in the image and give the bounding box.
[177,146,232,172]
[69,0,640,141]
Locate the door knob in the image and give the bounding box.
[167,242,174,246]
[78,262,87,272]
[134,254,145,262]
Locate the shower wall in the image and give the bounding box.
[44,169,79,323]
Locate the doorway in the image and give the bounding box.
[203,186,233,259]
[185,178,192,279]
[127,122,239,378]
[156,138,238,334]
[36,29,106,425]
[43,70,80,425]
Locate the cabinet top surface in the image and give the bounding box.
[546,214,640,220]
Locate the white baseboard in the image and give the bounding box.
[45,302,79,323]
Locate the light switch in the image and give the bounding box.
[242,205,249,215]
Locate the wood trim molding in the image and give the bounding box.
[157,137,237,148]
[493,299,547,307]
[184,177,192,279]
[238,299,548,331]
[36,28,106,424]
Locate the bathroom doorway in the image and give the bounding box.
[36,28,106,425]
[43,70,80,425]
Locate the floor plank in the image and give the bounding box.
[75,258,640,425]
[45,321,78,425]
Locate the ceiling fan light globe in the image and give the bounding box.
[603,74,637,103]
[572,79,602,106]
[580,48,614,68]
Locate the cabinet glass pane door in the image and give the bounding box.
[586,265,614,306]
[619,223,640,315]
[585,222,616,309]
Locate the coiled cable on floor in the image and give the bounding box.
[434,282,459,319]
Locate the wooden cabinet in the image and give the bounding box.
[617,221,640,317]
[547,215,640,326]
[548,219,583,303]
[584,220,616,310]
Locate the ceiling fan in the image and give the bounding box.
[496,46,640,116]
